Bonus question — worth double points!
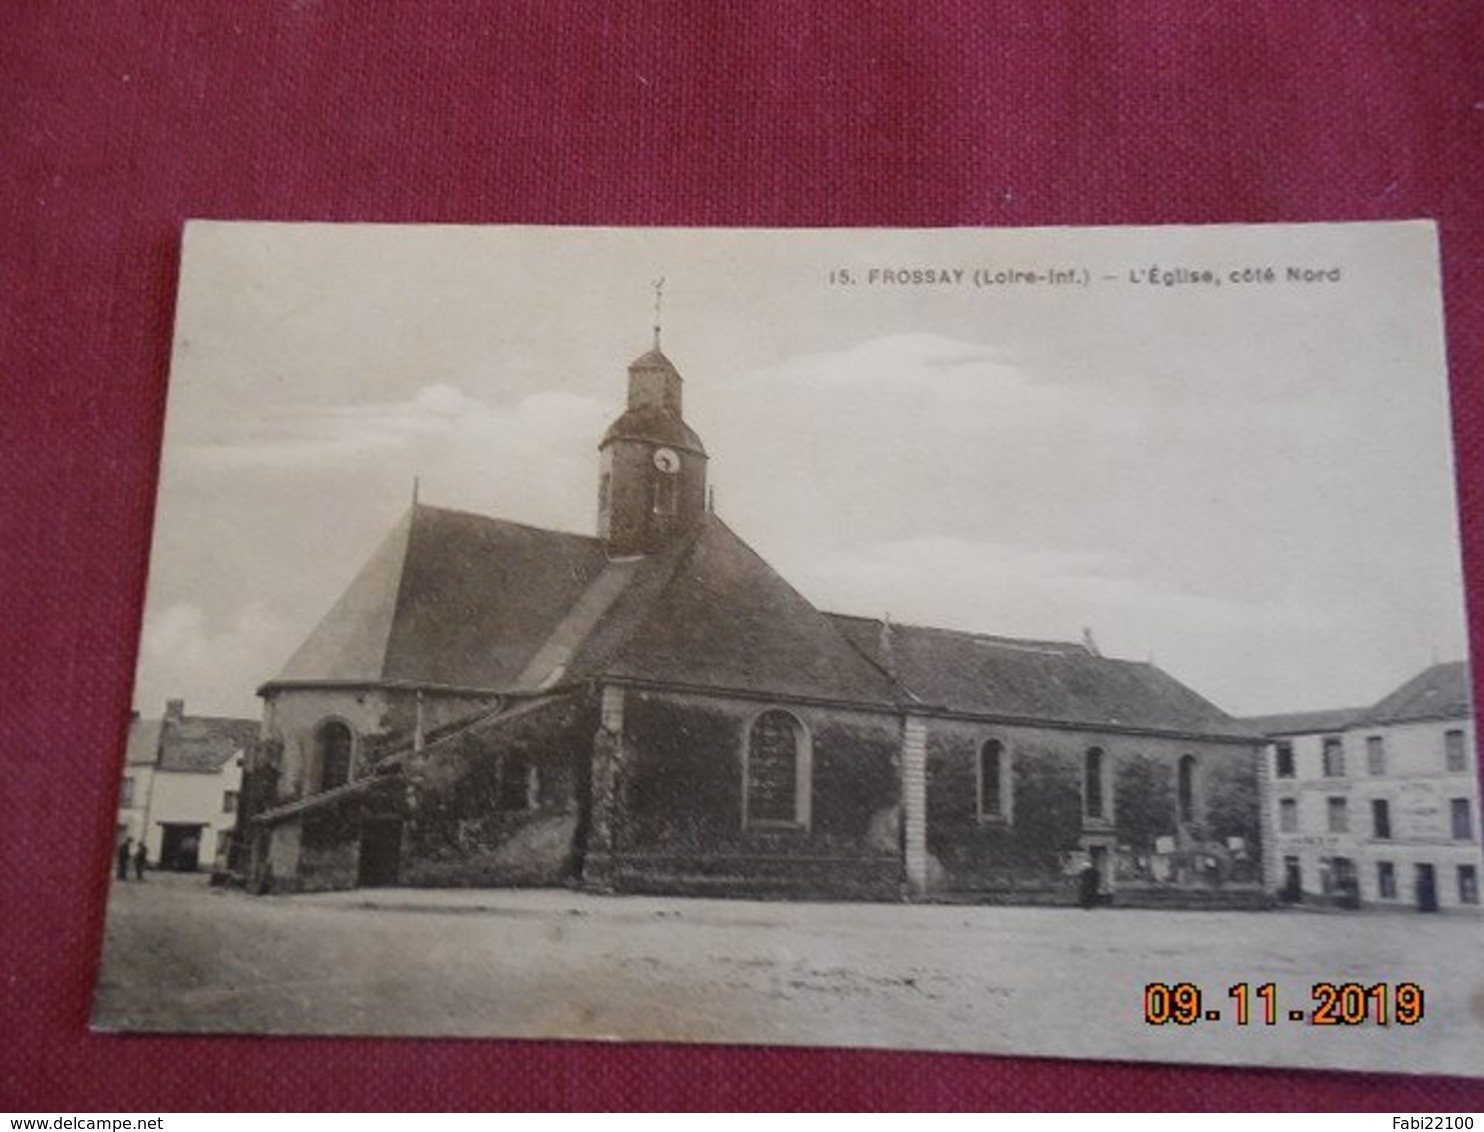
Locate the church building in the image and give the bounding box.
[242,336,1266,905]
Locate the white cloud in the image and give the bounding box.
[134,600,293,718]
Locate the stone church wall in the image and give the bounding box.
[399,695,598,888]
[925,718,1263,902]
[612,689,902,898]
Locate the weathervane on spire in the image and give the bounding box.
[652,275,665,350]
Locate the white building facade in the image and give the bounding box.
[1253,663,1482,914]
[114,700,254,873]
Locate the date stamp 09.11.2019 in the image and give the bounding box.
[1144,980,1425,1028]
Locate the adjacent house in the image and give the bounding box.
[241,338,1267,905]
[116,700,256,873]
[1250,661,1482,913]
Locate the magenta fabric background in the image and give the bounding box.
[4,2,1483,1111]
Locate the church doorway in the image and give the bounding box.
[357,817,402,888]
[159,823,205,871]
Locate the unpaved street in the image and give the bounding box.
[93,874,1484,1076]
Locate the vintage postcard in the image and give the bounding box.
[94,221,1483,1077]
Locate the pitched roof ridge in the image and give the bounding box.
[1240,706,1369,734]
[165,711,257,726]
[825,610,1087,655]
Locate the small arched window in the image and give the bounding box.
[1177,754,1198,825]
[745,709,810,828]
[1084,747,1107,820]
[316,721,354,792]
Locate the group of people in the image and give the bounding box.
[116,836,148,880]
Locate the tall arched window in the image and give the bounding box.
[745,709,810,828]
[1177,754,1198,825]
[316,721,353,792]
[1084,747,1106,820]
[978,738,1007,819]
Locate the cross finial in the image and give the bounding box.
[652,275,665,350]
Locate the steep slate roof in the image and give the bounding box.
[265,505,610,692]
[1242,707,1366,737]
[1241,662,1473,736]
[268,504,1251,734]
[1357,661,1471,726]
[158,714,259,773]
[830,614,1255,739]
[570,515,900,705]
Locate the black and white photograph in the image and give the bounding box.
[93,221,1482,1077]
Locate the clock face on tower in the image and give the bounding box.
[653,446,680,474]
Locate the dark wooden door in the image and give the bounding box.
[160,823,204,871]
[1415,863,1438,912]
[357,818,402,888]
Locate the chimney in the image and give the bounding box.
[164,699,185,722]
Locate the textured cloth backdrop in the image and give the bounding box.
[3,2,1483,1111]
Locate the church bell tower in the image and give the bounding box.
[597,337,708,558]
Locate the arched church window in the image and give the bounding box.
[316,721,353,792]
[1178,754,1198,824]
[1084,746,1107,821]
[745,709,810,828]
[978,738,1009,820]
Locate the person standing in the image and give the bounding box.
[1078,861,1101,909]
[132,839,148,880]
[116,837,132,881]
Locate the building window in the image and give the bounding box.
[1279,797,1298,833]
[745,710,810,828]
[1377,861,1396,900]
[651,472,678,516]
[1274,742,1295,779]
[1321,856,1356,896]
[315,720,354,792]
[1083,747,1107,821]
[1460,865,1480,906]
[1177,754,1198,825]
[977,739,1009,820]
[1445,729,1468,773]
[1371,798,1391,840]
[1451,797,1475,840]
[1366,736,1385,776]
[1321,737,1345,778]
[223,790,239,814]
[119,776,135,809]
[1327,796,1348,833]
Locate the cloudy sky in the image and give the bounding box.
[134,221,1466,719]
